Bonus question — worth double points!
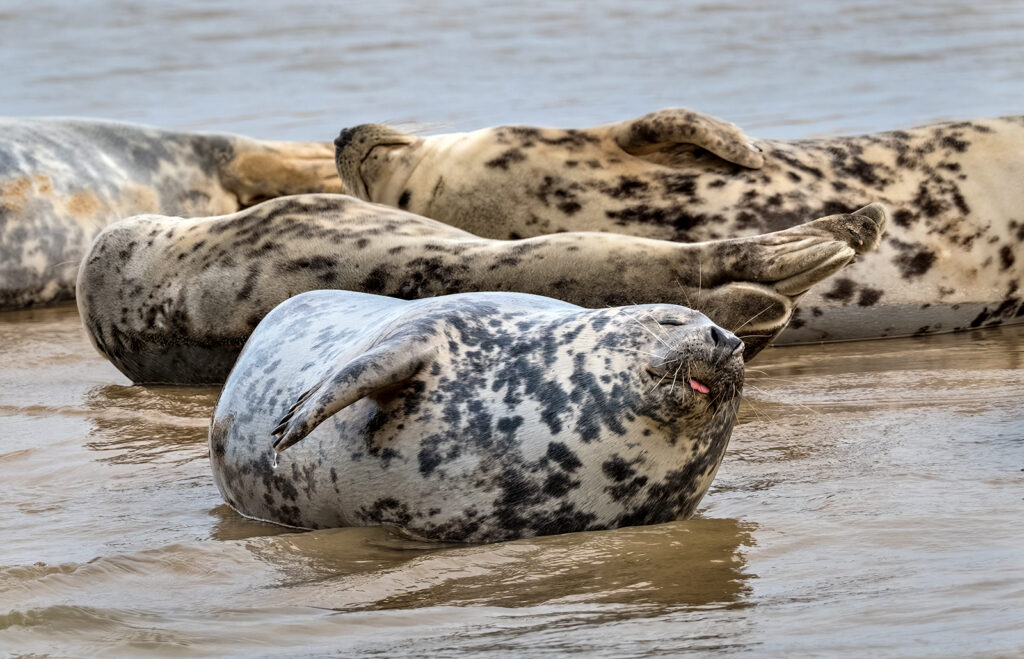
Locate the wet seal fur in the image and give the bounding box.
[77,194,886,384]
[0,118,344,309]
[210,290,745,542]
[335,108,1024,341]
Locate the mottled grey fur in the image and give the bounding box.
[77,194,886,384]
[210,290,744,543]
[335,108,1023,341]
[0,118,343,309]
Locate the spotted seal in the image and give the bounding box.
[335,108,1023,341]
[0,118,344,309]
[209,289,745,542]
[77,194,886,384]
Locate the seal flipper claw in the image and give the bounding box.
[271,341,436,454]
[611,107,764,169]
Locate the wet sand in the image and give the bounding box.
[1,305,1020,656]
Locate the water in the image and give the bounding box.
[2,1,1023,140]
[2,308,1021,656]
[1,1,1023,656]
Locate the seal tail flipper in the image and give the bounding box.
[271,341,437,453]
[609,108,764,169]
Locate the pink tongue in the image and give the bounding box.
[689,378,711,394]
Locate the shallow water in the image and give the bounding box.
[2,1,1024,656]
[1,306,1021,657]
[2,0,1024,140]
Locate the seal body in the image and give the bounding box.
[0,118,343,309]
[77,194,885,384]
[335,109,1024,341]
[210,290,745,543]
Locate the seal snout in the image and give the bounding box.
[707,325,743,359]
[643,322,743,399]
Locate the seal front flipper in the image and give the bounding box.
[609,108,764,169]
[271,340,438,453]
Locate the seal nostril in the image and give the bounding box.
[708,326,743,355]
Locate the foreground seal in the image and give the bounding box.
[78,194,886,384]
[335,109,1023,341]
[0,118,344,309]
[209,290,745,542]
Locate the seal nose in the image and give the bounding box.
[334,125,364,152]
[707,326,743,357]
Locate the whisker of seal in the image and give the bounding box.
[639,309,670,336]
[743,395,775,425]
[745,383,822,419]
[622,311,673,349]
[697,259,703,306]
[611,346,669,359]
[675,278,695,309]
[732,304,776,333]
[745,369,805,385]
[647,367,673,394]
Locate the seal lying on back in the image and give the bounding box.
[335,108,1023,341]
[0,118,343,309]
[77,194,886,384]
[209,290,745,542]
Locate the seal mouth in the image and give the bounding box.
[645,363,717,395]
[688,377,711,395]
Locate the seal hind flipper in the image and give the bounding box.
[610,108,764,169]
[682,203,889,356]
[702,203,889,293]
[271,340,438,453]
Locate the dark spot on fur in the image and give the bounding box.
[823,277,856,303]
[940,135,969,152]
[486,148,527,170]
[1000,245,1015,271]
[361,265,390,292]
[857,287,883,306]
[546,442,582,472]
[893,209,916,228]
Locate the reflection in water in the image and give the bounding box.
[82,384,217,465]
[208,503,297,542]
[243,519,755,612]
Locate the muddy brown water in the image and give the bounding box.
[2,0,1024,656]
[1,305,1021,657]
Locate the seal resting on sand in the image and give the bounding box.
[334,108,1022,341]
[77,194,886,384]
[0,118,343,309]
[209,290,745,542]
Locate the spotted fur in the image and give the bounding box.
[77,194,885,384]
[210,290,744,543]
[0,118,343,309]
[335,108,1024,341]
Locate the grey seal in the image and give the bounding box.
[209,289,745,543]
[0,118,343,309]
[77,194,887,384]
[335,108,1023,341]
